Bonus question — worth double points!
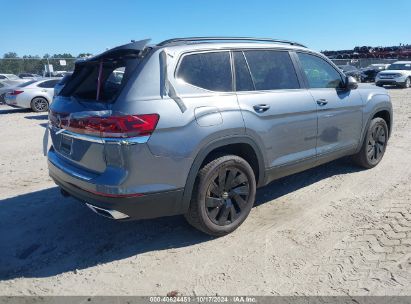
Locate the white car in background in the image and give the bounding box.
[376,61,411,88]
[0,73,21,81]
[0,80,26,103]
[5,78,61,112]
[368,63,390,71]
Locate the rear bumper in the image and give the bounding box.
[5,96,25,108]
[48,155,185,220]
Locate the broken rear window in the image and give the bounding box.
[60,58,140,102]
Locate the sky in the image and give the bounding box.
[1,0,411,57]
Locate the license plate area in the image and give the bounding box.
[60,135,73,155]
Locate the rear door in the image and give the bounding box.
[295,52,363,157]
[234,49,318,169]
[37,79,60,100]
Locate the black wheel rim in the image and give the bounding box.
[205,167,250,226]
[367,124,386,163]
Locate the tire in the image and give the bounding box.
[30,97,49,112]
[0,93,5,104]
[185,155,256,236]
[352,117,388,169]
[402,77,411,89]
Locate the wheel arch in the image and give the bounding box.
[31,95,50,104]
[181,136,266,213]
[372,109,391,136]
[358,106,392,153]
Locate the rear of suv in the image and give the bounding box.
[48,37,392,236]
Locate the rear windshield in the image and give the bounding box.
[60,58,139,102]
[18,80,37,87]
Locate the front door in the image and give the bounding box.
[296,52,363,157]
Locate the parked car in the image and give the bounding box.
[53,72,73,96]
[53,71,71,77]
[375,61,411,88]
[18,73,41,79]
[0,79,28,103]
[5,78,61,112]
[337,65,365,82]
[0,74,20,81]
[360,63,391,82]
[47,37,392,236]
[368,63,390,70]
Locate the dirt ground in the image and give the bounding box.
[0,87,410,296]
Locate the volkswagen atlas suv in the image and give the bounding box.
[48,37,392,236]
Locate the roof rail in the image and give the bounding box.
[157,37,306,48]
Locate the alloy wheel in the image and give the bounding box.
[205,167,250,226]
[33,98,48,112]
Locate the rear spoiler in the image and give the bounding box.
[78,39,151,63]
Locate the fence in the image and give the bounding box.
[0,57,405,76]
[0,58,78,75]
[330,58,398,69]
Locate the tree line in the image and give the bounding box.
[0,52,93,75]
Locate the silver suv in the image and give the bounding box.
[48,37,392,236]
[375,61,411,88]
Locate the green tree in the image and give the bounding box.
[1,52,20,73]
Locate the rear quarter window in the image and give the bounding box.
[177,52,232,92]
[38,80,60,88]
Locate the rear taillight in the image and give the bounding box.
[10,90,24,95]
[52,114,160,138]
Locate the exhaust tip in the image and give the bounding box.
[86,203,129,220]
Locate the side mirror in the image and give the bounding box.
[345,76,358,90]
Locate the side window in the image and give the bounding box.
[177,52,232,92]
[0,76,6,79]
[297,53,343,89]
[243,50,300,91]
[233,52,255,91]
[38,80,59,88]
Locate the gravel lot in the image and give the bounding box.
[0,87,410,296]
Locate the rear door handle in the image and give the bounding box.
[316,99,328,106]
[253,104,270,113]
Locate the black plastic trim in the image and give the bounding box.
[181,136,266,213]
[51,172,185,220]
